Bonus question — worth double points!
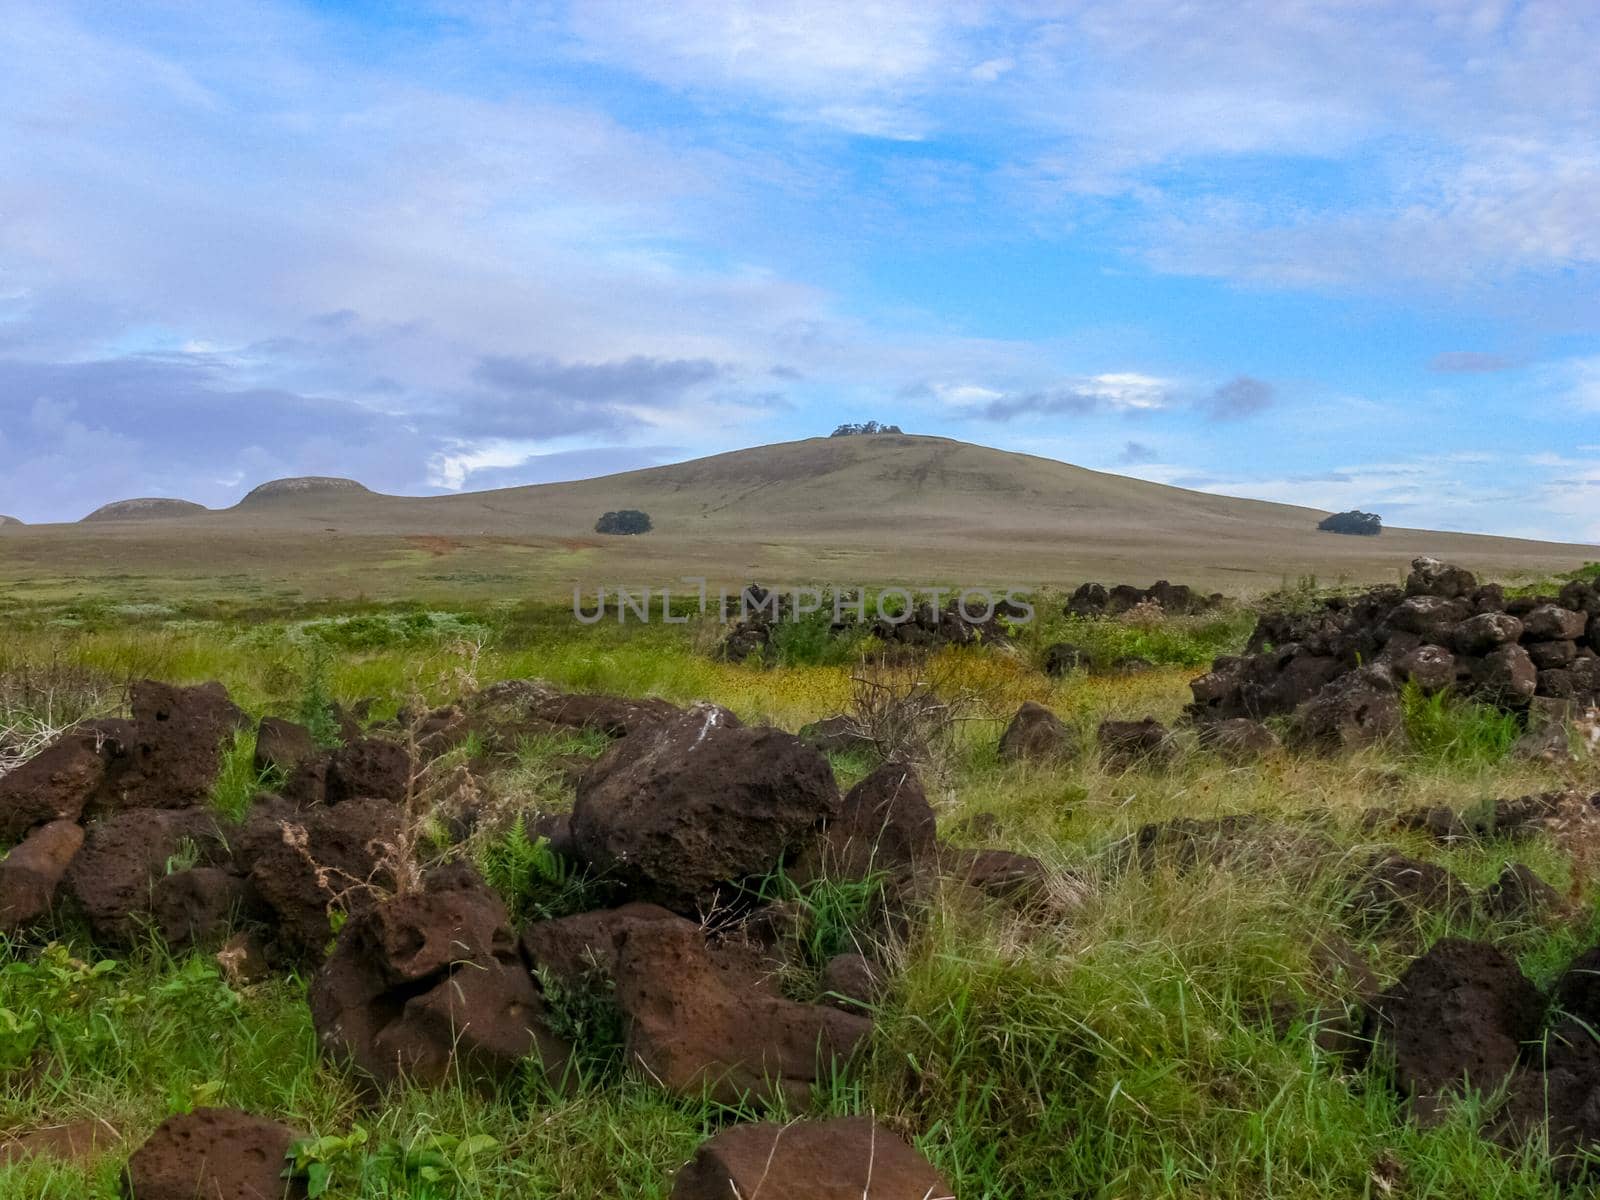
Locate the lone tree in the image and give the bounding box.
[830,420,903,437]
[1318,510,1382,536]
[595,509,652,535]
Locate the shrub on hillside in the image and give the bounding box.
[594,509,652,535]
[1317,510,1382,536]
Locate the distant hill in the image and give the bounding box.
[236,477,373,506]
[8,435,1592,602]
[80,497,208,522]
[0,515,21,527]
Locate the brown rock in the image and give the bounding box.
[615,920,870,1108]
[252,717,316,777]
[570,706,839,911]
[1096,717,1177,770]
[122,1107,305,1200]
[0,732,107,842]
[0,1119,118,1166]
[670,1117,952,1200]
[64,808,232,943]
[1366,939,1543,1124]
[0,819,84,933]
[996,702,1079,764]
[102,681,246,811]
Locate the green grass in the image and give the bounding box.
[1,593,1597,1198]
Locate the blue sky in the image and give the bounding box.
[1,1,1597,538]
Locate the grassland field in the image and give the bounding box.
[1,571,1598,1198]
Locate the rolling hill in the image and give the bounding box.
[0,435,1591,604]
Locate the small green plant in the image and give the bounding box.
[210,727,278,821]
[287,1127,501,1198]
[298,644,342,748]
[1400,681,1520,764]
[477,815,593,925]
[750,867,889,970]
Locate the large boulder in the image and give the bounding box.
[0,820,84,933]
[1291,668,1403,752]
[252,717,317,777]
[100,681,246,811]
[1395,644,1456,692]
[615,920,870,1108]
[669,1117,952,1199]
[63,808,233,943]
[309,864,570,1092]
[570,706,839,911]
[1096,718,1177,771]
[0,731,108,842]
[1470,643,1538,704]
[122,1107,305,1200]
[237,797,404,959]
[997,702,1079,765]
[1453,612,1523,655]
[1524,605,1588,642]
[792,762,937,885]
[1406,556,1477,600]
[1365,939,1543,1124]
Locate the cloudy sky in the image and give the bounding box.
[1,1,1597,537]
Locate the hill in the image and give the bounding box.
[3,435,1591,603]
[80,497,208,522]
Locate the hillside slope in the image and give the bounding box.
[1,435,1591,602]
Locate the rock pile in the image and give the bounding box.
[1065,579,1224,618]
[1187,557,1600,748]
[718,585,1019,662]
[3,675,1022,1193]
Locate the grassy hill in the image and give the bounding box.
[0,434,1590,604]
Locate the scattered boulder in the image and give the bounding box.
[819,952,885,1014]
[0,731,108,842]
[570,706,839,911]
[1483,863,1566,923]
[101,681,247,811]
[1291,667,1403,752]
[1552,945,1600,1028]
[465,680,684,742]
[324,738,412,805]
[252,717,316,777]
[1041,642,1085,676]
[1345,853,1473,931]
[309,864,570,1092]
[669,1117,951,1200]
[943,847,1053,907]
[792,762,936,886]
[1395,644,1456,692]
[1096,718,1176,770]
[797,714,875,757]
[64,808,233,943]
[1471,644,1538,704]
[521,901,686,995]
[151,867,256,952]
[1066,580,1220,617]
[121,1107,305,1200]
[0,820,85,933]
[0,1119,118,1167]
[997,702,1079,765]
[1194,717,1280,760]
[1495,1020,1600,1181]
[238,797,404,959]
[1366,939,1543,1123]
[614,920,871,1108]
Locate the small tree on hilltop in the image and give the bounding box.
[595,509,652,535]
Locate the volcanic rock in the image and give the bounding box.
[669,1117,952,1200]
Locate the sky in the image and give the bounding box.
[1,1,1597,539]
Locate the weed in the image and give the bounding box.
[1400,682,1520,765]
[477,816,595,926]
